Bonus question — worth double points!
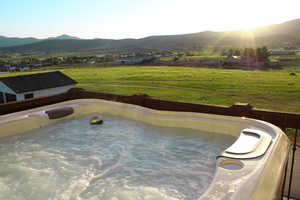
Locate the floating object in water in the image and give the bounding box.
[90,116,103,125]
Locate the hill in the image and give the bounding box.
[0,36,39,48]
[1,18,300,54]
[46,34,81,40]
[0,34,80,48]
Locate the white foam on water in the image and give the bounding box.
[54,170,95,200]
[0,114,235,200]
[106,186,179,200]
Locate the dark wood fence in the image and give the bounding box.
[1,89,299,130]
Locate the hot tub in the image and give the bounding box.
[0,99,290,200]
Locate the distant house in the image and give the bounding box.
[223,55,279,68]
[32,63,43,68]
[163,52,177,57]
[2,64,12,72]
[0,64,7,72]
[118,56,157,64]
[118,57,143,64]
[225,56,241,64]
[16,64,30,72]
[0,71,77,104]
[270,51,290,56]
[7,64,16,72]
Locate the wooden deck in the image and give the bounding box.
[284,146,300,199]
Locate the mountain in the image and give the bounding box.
[46,34,80,40]
[1,18,300,53]
[0,34,81,48]
[0,32,225,54]
[252,18,300,38]
[0,36,39,48]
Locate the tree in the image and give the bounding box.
[241,46,270,64]
[255,48,262,61]
[234,49,241,56]
[254,46,270,61]
[135,52,145,57]
[227,48,234,58]
[104,55,113,62]
[243,48,255,58]
[261,46,270,60]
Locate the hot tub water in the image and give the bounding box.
[0,115,234,200]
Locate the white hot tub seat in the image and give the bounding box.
[220,128,273,159]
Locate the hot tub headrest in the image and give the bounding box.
[45,107,74,119]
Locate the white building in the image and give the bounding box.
[0,71,77,104]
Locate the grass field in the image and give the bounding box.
[0,65,299,113]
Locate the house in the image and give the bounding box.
[0,64,7,72]
[0,71,77,104]
[16,64,30,72]
[270,51,290,56]
[240,56,257,66]
[118,56,157,64]
[163,51,177,57]
[223,55,279,68]
[225,56,241,64]
[32,63,43,68]
[2,64,13,72]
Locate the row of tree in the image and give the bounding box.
[225,46,270,61]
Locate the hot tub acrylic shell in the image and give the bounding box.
[0,99,290,200]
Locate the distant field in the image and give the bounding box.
[0,65,299,113]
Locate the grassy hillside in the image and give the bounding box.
[0,66,299,113]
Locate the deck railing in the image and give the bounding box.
[0,89,299,199]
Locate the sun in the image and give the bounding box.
[240,23,259,31]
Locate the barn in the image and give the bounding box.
[0,71,77,104]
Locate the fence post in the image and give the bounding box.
[229,103,253,117]
[126,93,150,106]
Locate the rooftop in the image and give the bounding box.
[0,71,77,93]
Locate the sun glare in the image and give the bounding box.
[230,16,266,31]
[239,22,260,31]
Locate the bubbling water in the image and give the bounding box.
[0,115,234,200]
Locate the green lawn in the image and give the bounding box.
[1,65,299,113]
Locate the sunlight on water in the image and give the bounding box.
[0,115,234,200]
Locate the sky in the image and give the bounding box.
[1,0,300,39]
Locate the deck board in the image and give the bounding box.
[284,146,300,199]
